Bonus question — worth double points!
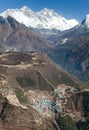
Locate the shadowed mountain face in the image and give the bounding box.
[66,38,89,83]
[0,16,51,52]
[48,35,89,83]
[47,18,89,83]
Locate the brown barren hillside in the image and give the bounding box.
[0,52,88,130]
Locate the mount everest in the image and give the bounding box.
[1,6,79,31]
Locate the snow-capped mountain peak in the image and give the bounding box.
[39,8,58,16]
[84,14,89,27]
[20,6,33,12]
[80,14,89,29]
[1,6,79,31]
[21,6,30,10]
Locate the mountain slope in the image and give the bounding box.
[1,6,79,31]
[48,15,89,83]
[0,52,88,130]
[0,16,51,52]
[66,37,89,83]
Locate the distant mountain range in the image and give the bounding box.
[1,6,78,31]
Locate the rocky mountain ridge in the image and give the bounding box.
[0,15,51,52]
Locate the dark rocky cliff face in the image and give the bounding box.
[66,92,84,113]
[67,91,89,121]
[56,91,89,130]
[48,33,89,83]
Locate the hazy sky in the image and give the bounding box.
[0,0,89,22]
